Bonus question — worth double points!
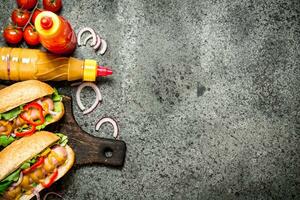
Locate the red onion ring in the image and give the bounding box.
[43,192,63,200]
[93,35,102,50]
[98,39,107,55]
[95,117,119,139]
[12,172,23,187]
[76,82,102,114]
[77,27,97,46]
[83,35,93,46]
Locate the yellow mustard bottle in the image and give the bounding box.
[0,47,112,82]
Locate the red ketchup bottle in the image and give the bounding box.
[35,11,77,55]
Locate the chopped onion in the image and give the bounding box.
[36,99,43,106]
[11,133,16,137]
[95,117,119,139]
[49,110,59,116]
[33,189,41,200]
[77,27,97,46]
[93,35,102,50]
[76,82,102,114]
[98,39,107,55]
[43,192,63,200]
[12,172,23,187]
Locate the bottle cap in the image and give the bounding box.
[83,60,113,81]
[35,11,60,37]
[83,59,97,82]
[97,66,113,76]
[40,16,53,29]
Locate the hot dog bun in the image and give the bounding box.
[0,131,59,181]
[0,80,54,113]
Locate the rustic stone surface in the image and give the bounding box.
[0,0,300,199]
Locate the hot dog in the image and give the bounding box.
[0,131,75,200]
[0,80,64,148]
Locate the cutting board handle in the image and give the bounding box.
[55,96,126,167]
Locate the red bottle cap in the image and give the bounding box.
[40,16,53,30]
[96,66,113,77]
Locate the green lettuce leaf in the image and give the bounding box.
[20,157,36,170]
[0,136,15,148]
[36,114,53,130]
[52,88,62,102]
[31,182,38,187]
[0,169,20,194]
[54,102,62,113]
[0,106,22,120]
[55,133,68,147]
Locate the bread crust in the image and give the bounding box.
[0,131,59,181]
[19,145,75,200]
[0,80,54,113]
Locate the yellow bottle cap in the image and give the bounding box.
[83,59,97,81]
[35,11,60,37]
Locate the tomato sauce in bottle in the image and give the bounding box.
[34,11,77,55]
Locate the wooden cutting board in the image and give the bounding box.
[47,96,127,167]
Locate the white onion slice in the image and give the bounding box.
[95,117,119,139]
[98,39,107,55]
[49,110,59,116]
[83,35,93,46]
[36,99,43,106]
[76,82,102,114]
[12,172,23,187]
[93,35,102,50]
[83,100,100,115]
[33,189,41,200]
[43,192,62,200]
[77,27,97,46]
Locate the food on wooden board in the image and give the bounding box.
[0,131,75,200]
[0,47,112,82]
[0,80,64,148]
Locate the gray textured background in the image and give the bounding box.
[1,0,300,199]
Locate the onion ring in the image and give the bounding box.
[98,39,107,55]
[43,192,63,200]
[93,35,102,50]
[83,100,101,115]
[77,27,97,46]
[76,82,102,114]
[95,117,119,139]
[83,35,93,46]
